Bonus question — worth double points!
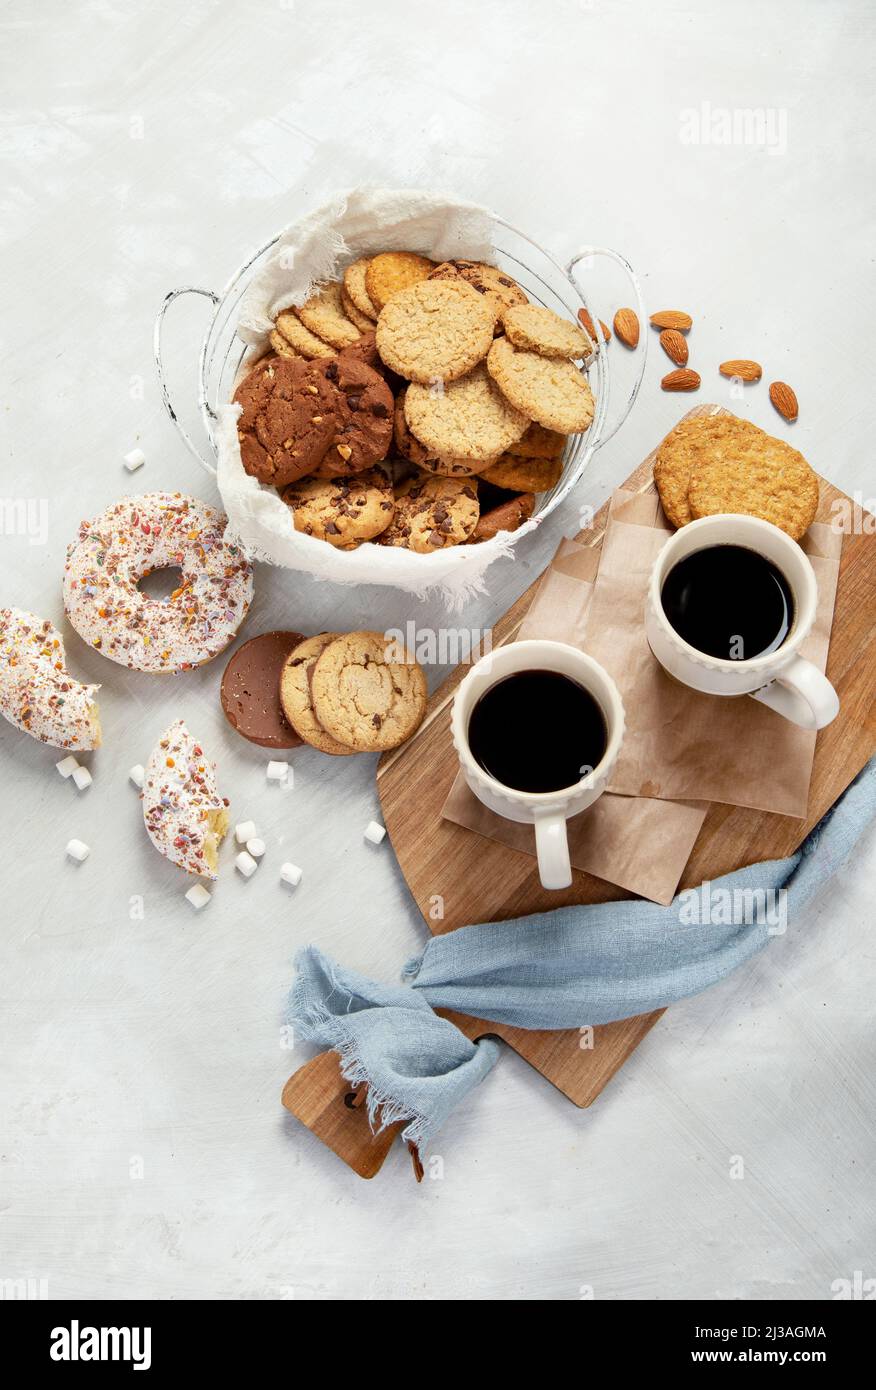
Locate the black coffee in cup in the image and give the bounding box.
[468,669,608,793]
[660,544,794,661]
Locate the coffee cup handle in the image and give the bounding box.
[534,812,573,890]
[749,655,840,730]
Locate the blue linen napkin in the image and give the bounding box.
[287,758,875,1158]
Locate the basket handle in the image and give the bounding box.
[154,286,220,477]
[565,247,648,445]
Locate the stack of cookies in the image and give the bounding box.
[278,630,427,754]
[654,415,819,540]
[232,251,599,553]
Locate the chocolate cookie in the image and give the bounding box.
[221,630,305,749]
[233,356,338,487]
[281,468,395,546]
[310,355,393,476]
[471,492,535,542]
[338,331,382,375]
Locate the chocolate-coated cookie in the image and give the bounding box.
[221,630,305,748]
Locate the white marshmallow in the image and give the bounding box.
[72,765,93,791]
[124,447,146,472]
[236,850,258,878]
[66,838,90,862]
[129,764,145,789]
[185,883,212,910]
[247,837,266,859]
[235,820,257,844]
[280,862,302,887]
[267,760,290,783]
[56,755,80,779]
[364,820,386,845]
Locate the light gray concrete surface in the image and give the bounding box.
[0,0,874,1301]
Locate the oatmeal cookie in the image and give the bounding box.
[297,281,361,350]
[501,303,590,359]
[404,363,529,463]
[376,279,495,384]
[487,335,595,434]
[365,252,435,310]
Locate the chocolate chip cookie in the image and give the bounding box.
[233,356,338,487]
[378,473,479,552]
[310,630,428,752]
[279,633,354,756]
[281,467,395,546]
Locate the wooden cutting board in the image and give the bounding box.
[283,405,876,1177]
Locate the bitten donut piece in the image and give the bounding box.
[64,493,254,674]
[142,720,229,879]
[0,607,101,750]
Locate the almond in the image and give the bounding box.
[769,381,799,422]
[578,308,611,344]
[650,310,693,332]
[661,368,700,392]
[613,307,639,349]
[719,359,762,382]
[659,329,688,366]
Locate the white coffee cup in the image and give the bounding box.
[451,639,625,891]
[645,513,839,730]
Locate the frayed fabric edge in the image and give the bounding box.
[286,970,432,1155]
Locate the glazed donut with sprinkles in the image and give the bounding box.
[63,492,254,674]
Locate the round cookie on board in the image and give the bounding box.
[310,630,427,753]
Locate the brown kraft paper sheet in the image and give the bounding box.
[585,489,842,817]
[441,534,708,906]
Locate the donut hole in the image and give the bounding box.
[138,566,185,601]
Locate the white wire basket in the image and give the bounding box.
[155,195,647,600]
